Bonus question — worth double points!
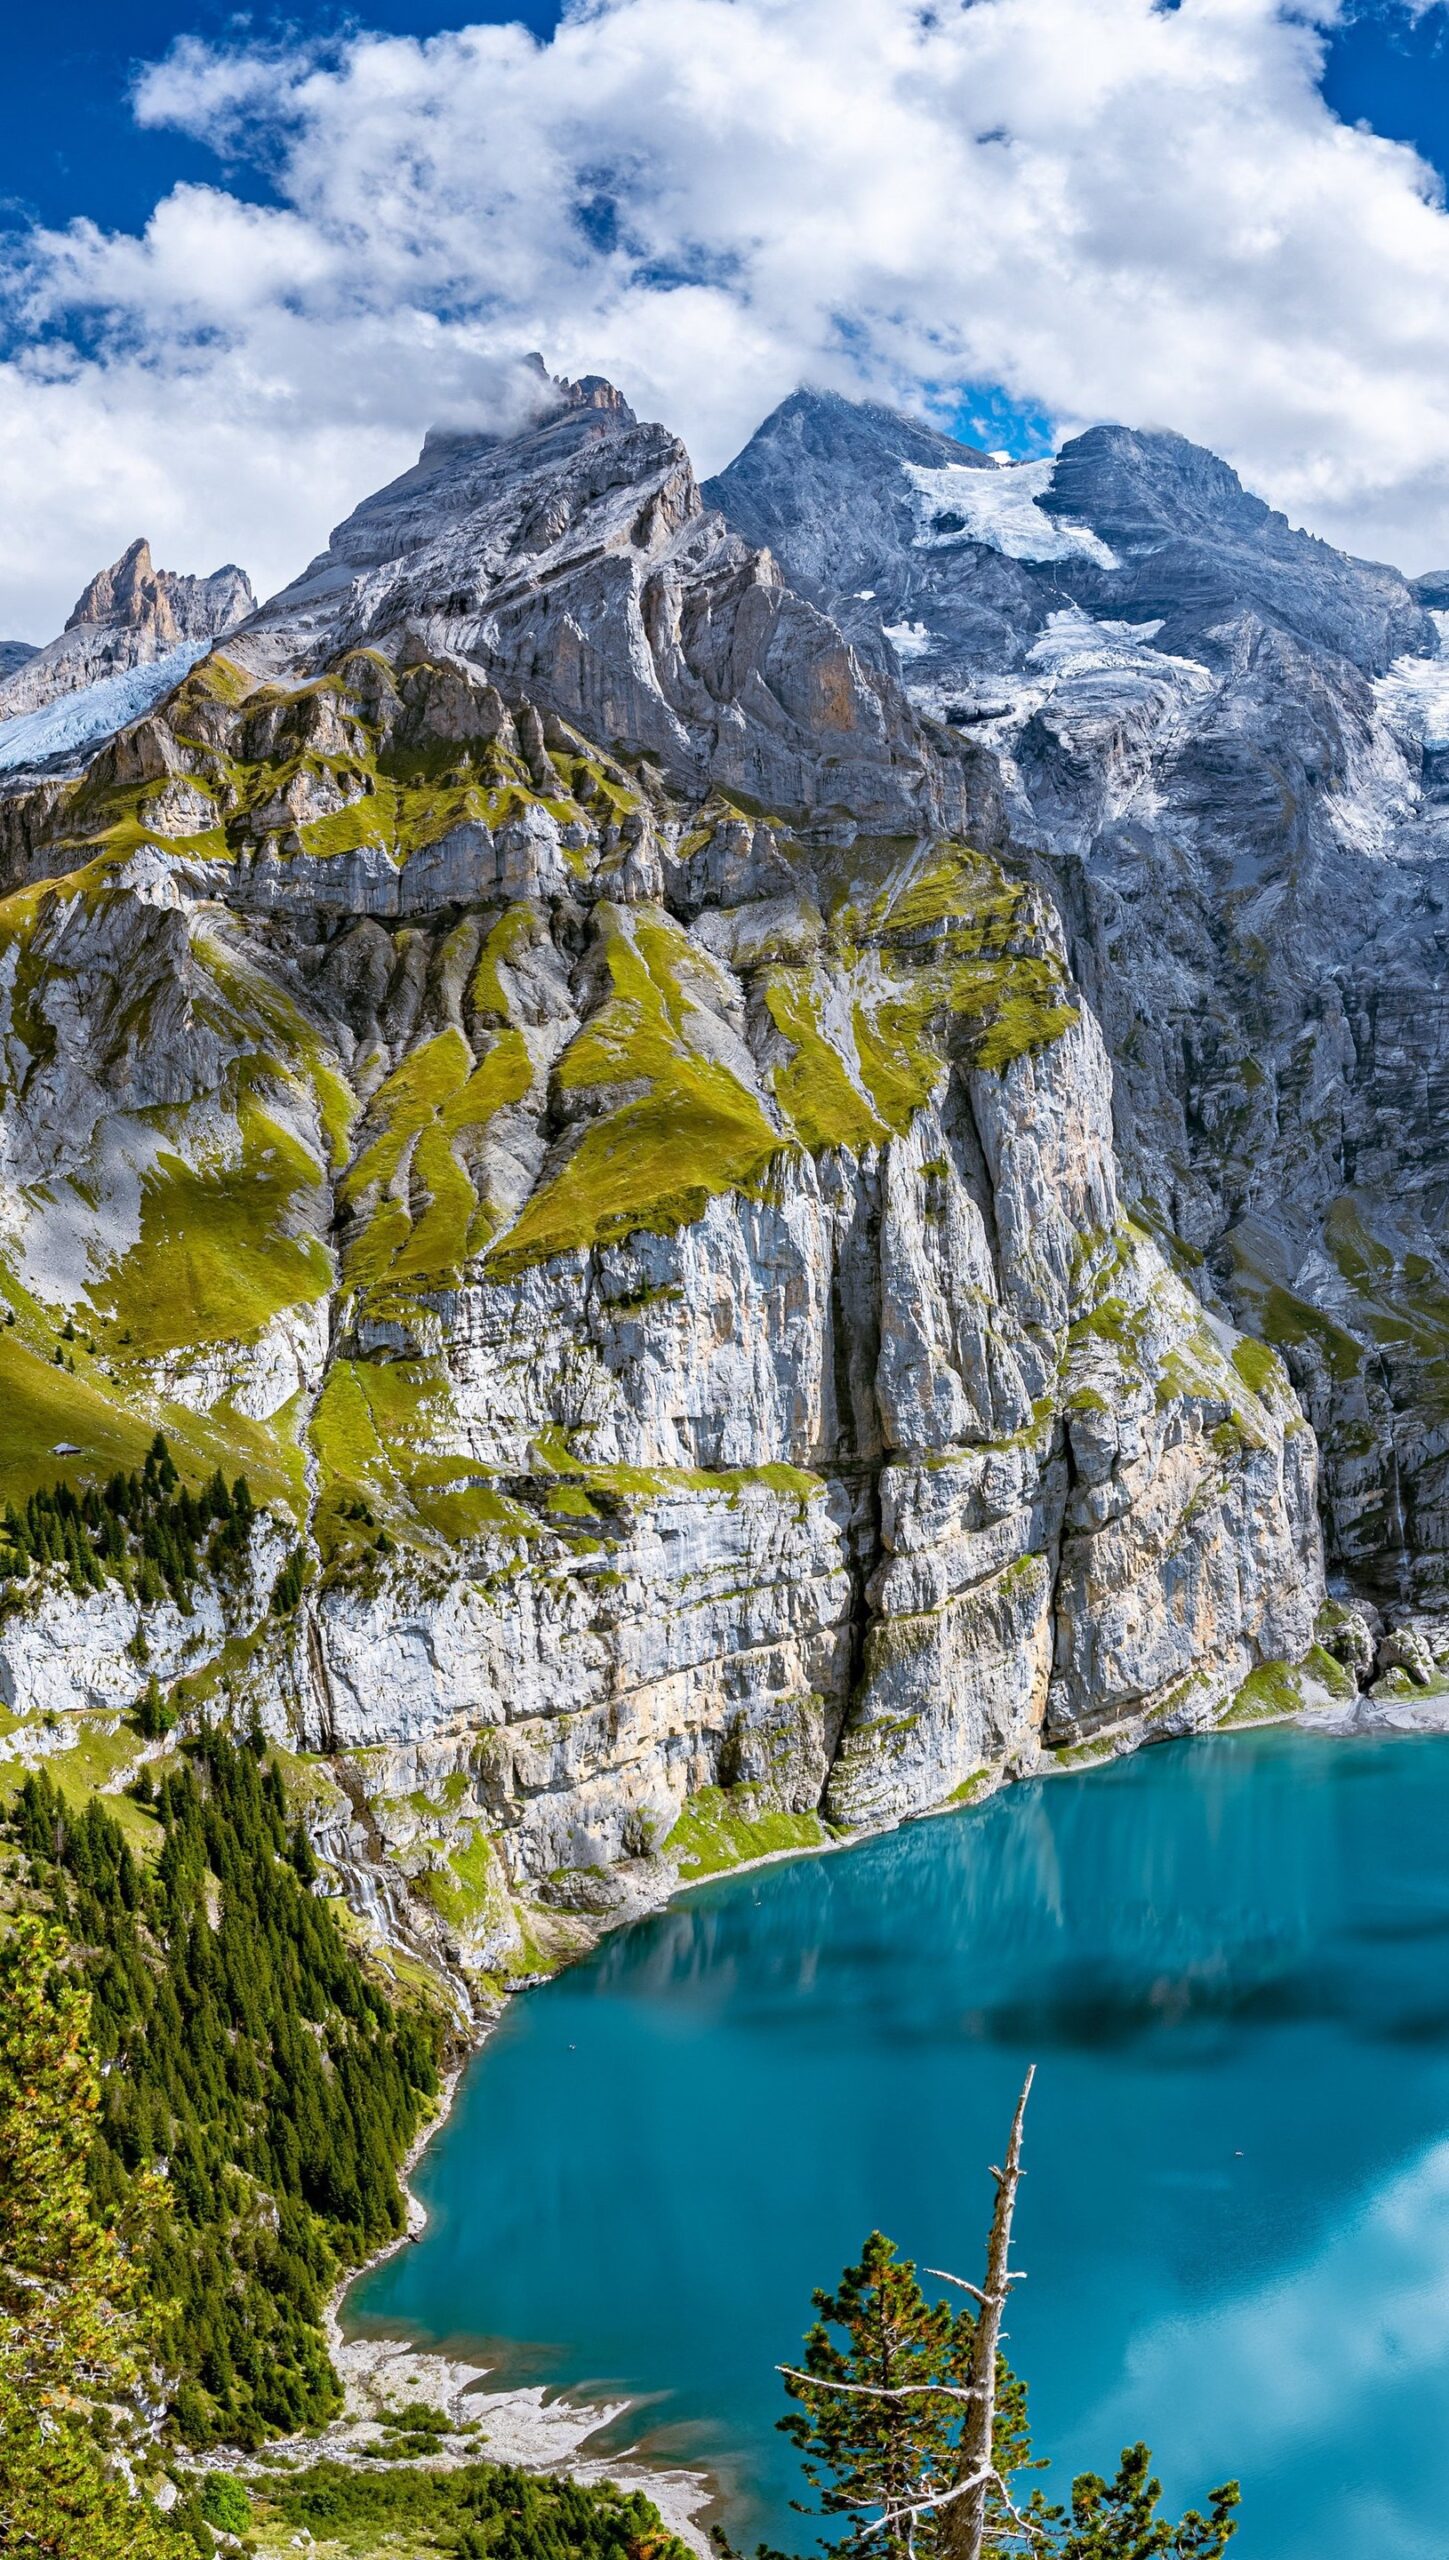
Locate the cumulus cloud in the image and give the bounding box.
[7,0,1449,632]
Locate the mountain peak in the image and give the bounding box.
[65,536,157,632]
[414,364,636,476]
[0,541,255,736]
[702,385,992,605]
[63,539,253,642]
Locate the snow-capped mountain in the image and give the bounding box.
[709,390,1449,1605]
[6,359,1446,1994]
[0,538,254,773]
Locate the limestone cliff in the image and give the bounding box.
[709,393,1449,1608]
[0,373,1325,2002]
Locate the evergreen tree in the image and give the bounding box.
[136,1674,174,1740]
[0,1917,176,2558]
[780,2204,1239,2560]
[10,1742,442,2447]
[1055,2446,1238,2560]
[271,1545,306,1614]
[779,2233,1033,2560]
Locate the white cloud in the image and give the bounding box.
[1071,2138,1449,2560]
[7,0,1449,634]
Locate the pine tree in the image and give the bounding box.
[779,2085,1240,2560]
[779,2234,1033,2560]
[0,1918,176,2558]
[136,1675,174,1740]
[8,1739,442,2447]
[1055,2445,1238,2560]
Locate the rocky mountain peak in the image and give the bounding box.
[230,366,991,841]
[703,387,993,608]
[274,365,643,607]
[64,536,253,646]
[0,540,255,736]
[1041,422,1431,671]
[66,535,162,633]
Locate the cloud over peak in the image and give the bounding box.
[6,0,1449,633]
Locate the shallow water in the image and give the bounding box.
[352,1730,1449,2558]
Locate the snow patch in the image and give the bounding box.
[903,458,1119,569]
[883,619,932,661]
[0,641,210,774]
[1026,608,1168,674]
[1375,614,1449,750]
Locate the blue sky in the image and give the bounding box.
[7,0,1449,636]
[0,1,563,237]
[3,0,1445,240]
[1321,3,1449,180]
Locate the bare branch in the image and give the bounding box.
[855,2459,1044,2550]
[925,2266,1028,2300]
[854,2465,996,2539]
[923,2269,987,2304]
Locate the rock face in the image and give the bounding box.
[709,389,1449,1605]
[240,369,995,845]
[0,540,254,732]
[0,371,1329,1992]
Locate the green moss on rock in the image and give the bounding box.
[664,1784,826,1880]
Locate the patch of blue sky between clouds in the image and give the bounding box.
[1320,1,1449,190]
[938,380,1057,461]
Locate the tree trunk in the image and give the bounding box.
[941,2066,1034,2560]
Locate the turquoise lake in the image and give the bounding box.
[351,1729,1449,2558]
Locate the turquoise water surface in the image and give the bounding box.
[352,1730,1449,2558]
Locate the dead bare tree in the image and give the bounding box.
[775,2065,1038,2560]
[938,2063,1035,2560]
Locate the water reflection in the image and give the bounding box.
[354,1730,1449,2559]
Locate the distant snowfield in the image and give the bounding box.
[0,641,209,774]
[882,617,931,660]
[1375,612,1449,749]
[904,456,1120,570]
[1026,606,1169,673]
[902,604,1204,729]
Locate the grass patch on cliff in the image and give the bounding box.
[309,1357,533,1563]
[487,906,781,1275]
[1230,1335,1285,1400]
[413,1827,512,1937]
[752,841,1080,1164]
[0,1316,303,1515]
[664,1783,826,1880]
[341,1018,534,1304]
[1221,1646,1356,1724]
[765,970,887,1154]
[95,1096,331,1357]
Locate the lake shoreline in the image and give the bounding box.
[305,1697,1432,2548]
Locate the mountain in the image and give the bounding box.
[0,363,1398,2012]
[0,538,254,775]
[710,388,1449,1609]
[0,641,37,680]
[237,368,987,841]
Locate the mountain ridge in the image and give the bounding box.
[707,387,1449,1610]
[3,364,1437,2026]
